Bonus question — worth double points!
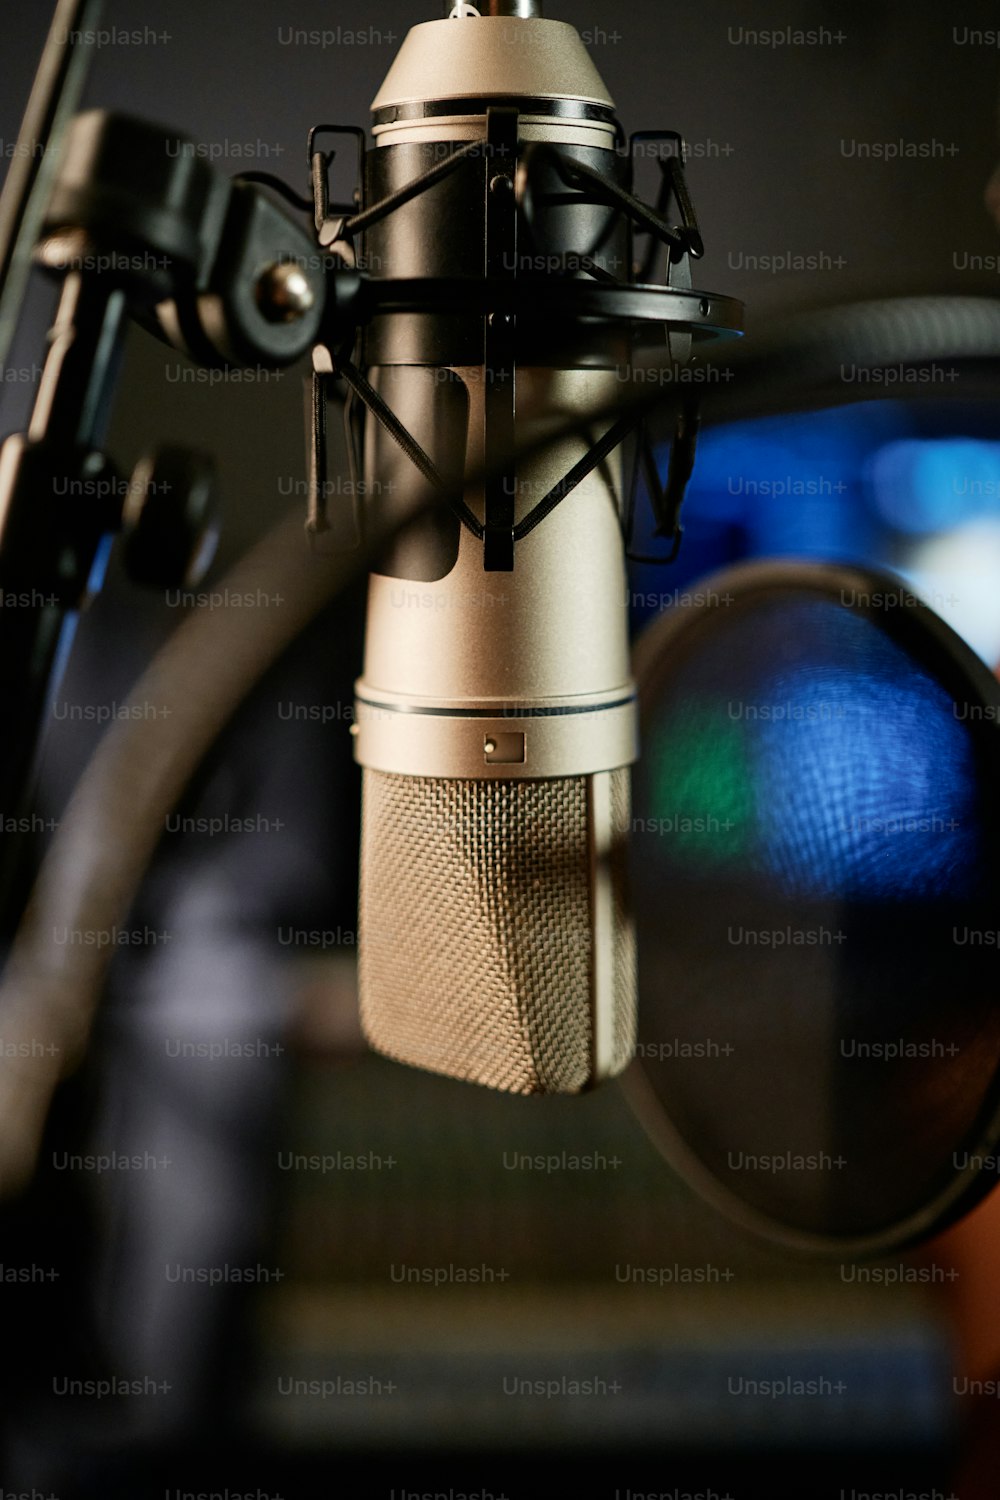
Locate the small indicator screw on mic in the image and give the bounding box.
[484,732,526,764]
[490,174,514,195]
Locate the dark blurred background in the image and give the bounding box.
[3,2,1000,1496]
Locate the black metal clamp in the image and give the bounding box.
[304,115,741,572]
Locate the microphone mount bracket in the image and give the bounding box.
[306,116,742,571]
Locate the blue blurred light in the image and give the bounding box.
[630,408,1000,659]
[641,600,984,903]
[747,629,978,902]
[630,405,903,633]
[867,437,1000,534]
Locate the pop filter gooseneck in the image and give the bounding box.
[0,0,102,367]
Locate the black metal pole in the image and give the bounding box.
[0,270,128,935]
[0,0,103,368]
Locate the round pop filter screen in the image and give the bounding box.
[625,560,1000,1254]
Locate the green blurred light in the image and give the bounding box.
[645,702,753,872]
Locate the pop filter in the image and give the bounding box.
[624,559,1000,1254]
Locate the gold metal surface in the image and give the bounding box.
[371,17,615,111]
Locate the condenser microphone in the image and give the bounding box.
[342,1,735,1094]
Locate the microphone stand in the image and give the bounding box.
[0,93,326,931]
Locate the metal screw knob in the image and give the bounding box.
[255,262,316,324]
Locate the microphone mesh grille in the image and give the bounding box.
[609,763,638,1072]
[358,768,635,1094]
